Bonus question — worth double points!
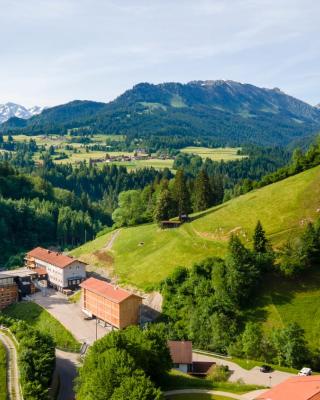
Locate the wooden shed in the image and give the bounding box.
[80,277,143,329]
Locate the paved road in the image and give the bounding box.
[164,389,267,400]
[193,352,294,387]
[33,289,110,344]
[55,349,80,400]
[0,330,22,400]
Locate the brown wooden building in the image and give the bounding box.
[80,277,143,329]
[0,273,18,310]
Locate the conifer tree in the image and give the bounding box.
[172,169,190,219]
[154,189,173,224]
[253,220,268,253]
[194,169,212,211]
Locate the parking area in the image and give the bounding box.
[193,352,294,387]
[32,289,110,344]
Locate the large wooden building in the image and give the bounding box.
[0,273,18,310]
[25,247,87,291]
[80,277,143,329]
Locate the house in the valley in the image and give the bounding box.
[168,340,193,373]
[25,247,87,291]
[80,277,143,329]
[0,273,18,309]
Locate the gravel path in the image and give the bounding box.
[0,330,22,400]
[104,229,121,251]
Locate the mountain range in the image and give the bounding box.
[0,102,44,124]
[2,81,320,147]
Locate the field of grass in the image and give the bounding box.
[72,165,320,289]
[3,302,80,352]
[111,158,174,171]
[180,147,246,161]
[163,370,263,394]
[0,342,6,400]
[167,395,237,400]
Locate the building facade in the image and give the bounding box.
[80,277,142,329]
[168,340,193,373]
[25,247,87,291]
[0,273,18,309]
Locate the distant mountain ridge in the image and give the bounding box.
[0,102,45,124]
[2,80,320,147]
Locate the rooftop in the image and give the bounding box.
[255,376,320,400]
[168,340,193,365]
[80,277,141,303]
[27,247,86,269]
[2,268,38,278]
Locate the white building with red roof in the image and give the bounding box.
[25,247,87,291]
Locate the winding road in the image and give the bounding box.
[164,389,267,400]
[0,330,22,400]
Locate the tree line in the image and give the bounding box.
[112,168,224,227]
[0,315,55,400]
[76,325,171,400]
[159,221,316,369]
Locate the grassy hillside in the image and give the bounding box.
[72,164,320,289]
[3,302,80,352]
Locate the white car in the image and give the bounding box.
[298,367,312,376]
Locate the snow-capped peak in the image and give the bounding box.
[0,102,45,124]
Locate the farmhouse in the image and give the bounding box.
[25,247,87,291]
[0,273,18,310]
[80,277,143,329]
[255,376,320,400]
[168,340,193,373]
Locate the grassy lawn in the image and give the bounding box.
[72,165,320,290]
[180,147,246,161]
[163,370,264,394]
[3,302,80,352]
[0,342,6,400]
[167,395,237,400]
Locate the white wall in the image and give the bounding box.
[34,259,86,288]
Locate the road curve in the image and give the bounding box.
[0,330,22,400]
[164,388,267,400]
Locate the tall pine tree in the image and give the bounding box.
[154,189,174,224]
[253,220,268,253]
[194,169,212,211]
[172,169,190,220]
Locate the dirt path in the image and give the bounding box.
[0,330,22,400]
[104,229,121,251]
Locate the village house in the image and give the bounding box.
[80,277,143,329]
[25,247,87,291]
[255,376,320,400]
[0,273,18,309]
[168,340,193,373]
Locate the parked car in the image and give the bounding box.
[298,367,312,376]
[260,365,272,373]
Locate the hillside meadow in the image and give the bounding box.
[72,164,320,289]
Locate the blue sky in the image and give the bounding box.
[0,0,319,107]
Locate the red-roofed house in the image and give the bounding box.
[255,376,320,400]
[80,277,143,329]
[25,247,87,291]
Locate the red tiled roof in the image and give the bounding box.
[168,340,193,365]
[34,267,47,276]
[27,247,85,269]
[80,277,141,303]
[256,376,320,400]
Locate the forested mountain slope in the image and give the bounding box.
[72,164,320,289]
[3,81,320,147]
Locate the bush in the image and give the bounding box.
[206,365,231,382]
